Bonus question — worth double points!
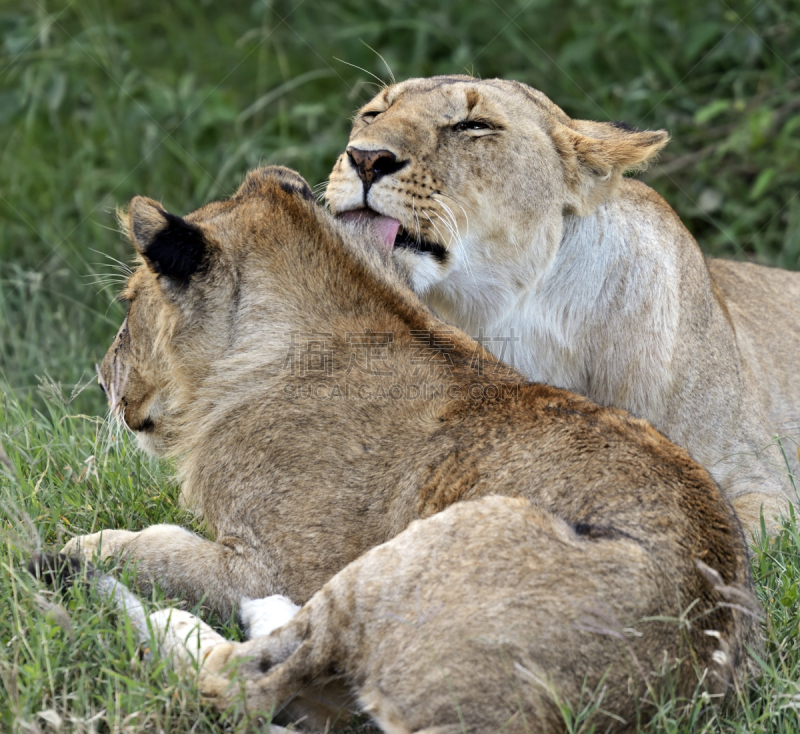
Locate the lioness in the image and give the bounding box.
[63,166,758,731]
[325,75,800,534]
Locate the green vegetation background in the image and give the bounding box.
[1,0,799,731]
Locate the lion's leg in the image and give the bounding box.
[147,607,228,672]
[62,524,281,618]
[200,596,357,730]
[137,605,313,731]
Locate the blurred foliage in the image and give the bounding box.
[1,0,798,399]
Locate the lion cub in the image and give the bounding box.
[63,167,758,732]
[326,75,800,534]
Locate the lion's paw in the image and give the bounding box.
[148,608,227,672]
[197,643,239,705]
[61,529,139,560]
[201,642,238,676]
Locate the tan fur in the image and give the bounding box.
[64,167,760,732]
[325,75,800,534]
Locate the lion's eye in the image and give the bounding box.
[361,110,382,122]
[453,120,492,132]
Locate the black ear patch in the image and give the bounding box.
[278,176,316,203]
[610,120,641,133]
[272,166,315,202]
[141,211,207,283]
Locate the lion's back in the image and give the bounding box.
[708,258,800,439]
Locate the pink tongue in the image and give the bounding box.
[338,209,401,254]
[371,217,402,252]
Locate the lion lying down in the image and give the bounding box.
[59,167,759,732]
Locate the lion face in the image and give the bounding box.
[99,166,317,456]
[326,76,667,328]
[100,268,170,454]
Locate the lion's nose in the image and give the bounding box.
[346,147,407,189]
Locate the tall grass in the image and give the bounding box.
[1,0,799,730]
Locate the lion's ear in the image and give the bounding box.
[127,196,207,283]
[553,121,669,215]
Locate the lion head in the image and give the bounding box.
[99,166,318,457]
[326,75,668,328]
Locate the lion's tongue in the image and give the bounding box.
[371,216,402,251]
[338,209,401,254]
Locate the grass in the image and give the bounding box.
[3,388,800,732]
[1,0,799,730]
